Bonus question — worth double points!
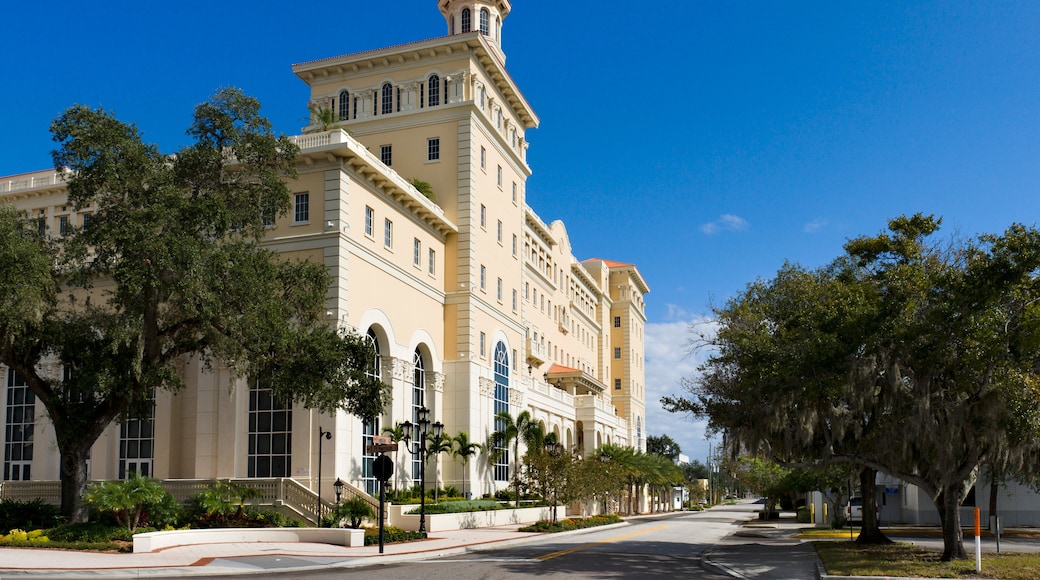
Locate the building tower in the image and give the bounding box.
[438,0,511,62]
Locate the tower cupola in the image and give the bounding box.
[438,0,511,62]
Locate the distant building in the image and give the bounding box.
[0,1,649,507]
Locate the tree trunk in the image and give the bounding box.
[936,485,969,561]
[856,466,891,544]
[58,436,92,523]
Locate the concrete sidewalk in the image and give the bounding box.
[0,511,834,579]
[0,524,551,578]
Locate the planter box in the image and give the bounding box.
[388,504,566,532]
[133,527,365,553]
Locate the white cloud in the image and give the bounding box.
[700,214,749,235]
[804,218,828,233]
[644,314,721,464]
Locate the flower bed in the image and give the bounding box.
[519,514,622,533]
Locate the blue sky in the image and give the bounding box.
[4,1,1040,465]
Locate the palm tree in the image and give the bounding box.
[382,422,409,495]
[599,444,638,514]
[491,410,539,507]
[426,431,454,502]
[452,431,482,499]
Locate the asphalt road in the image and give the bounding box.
[212,505,761,579]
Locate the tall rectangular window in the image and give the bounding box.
[615,379,622,390]
[294,192,309,223]
[497,220,503,243]
[480,204,486,228]
[413,238,421,266]
[428,248,436,275]
[497,277,503,302]
[512,289,518,311]
[614,316,621,328]
[427,138,440,161]
[3,369,34,481]
[614,347,622,359]
[497,165,502,187]
[58,215,68,236]
[512,182,518,203]
[380,145,392,166]
[365,206,374,236]
[480,332,487,358]
[480,146,486,169]
[119,388,155,479]
[480,265,486,290]
[248,378,292,478]
[384,219,393,249]
[512,234,517,256]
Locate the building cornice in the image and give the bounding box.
[292,33,538,129]
[523,205,556,248]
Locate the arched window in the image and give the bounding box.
[338,90,350,121]
[493,342,509,481]
[380,83,393,115]
[361,329,382,495]
[428,75,440,107]
[480,8,490,36]
[411,348,426,480]
[461,8,471,32]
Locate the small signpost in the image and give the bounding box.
[372,451,395,554]
[366,435,398,455]
[975,507,982,573]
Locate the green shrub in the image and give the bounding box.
[441,486,460,498]
[322,498,375,528]
[0,499,63,532]
[363,526,424,545]
[493,489,515,502]
[48,521,127,543]
[85,473,174,532]
[407,500,501,515]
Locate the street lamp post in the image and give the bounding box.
[403,407,443,537]
[317,426,332,525]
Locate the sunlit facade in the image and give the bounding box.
[0,1,649,503]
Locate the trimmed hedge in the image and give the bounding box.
[363,526,425,545]
[405,500,502,515]
[519,514,623,533]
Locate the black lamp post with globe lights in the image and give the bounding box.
[403,406,443,537]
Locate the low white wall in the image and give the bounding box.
[133,527,365,553]
[389,504,567,532]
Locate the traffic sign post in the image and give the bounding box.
[374,454,394,554]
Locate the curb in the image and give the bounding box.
[0,522,636,579]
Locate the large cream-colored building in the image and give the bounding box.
[0,0,648,505]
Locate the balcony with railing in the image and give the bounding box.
[0,170,65,194]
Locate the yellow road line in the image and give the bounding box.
[536,524,668,561]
